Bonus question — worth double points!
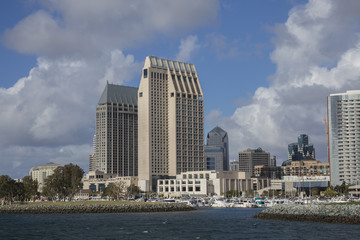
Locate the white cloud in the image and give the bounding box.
[3,0,219,57]
[206,0,360,163]
[0,0,219,178]
[176,35,200,62]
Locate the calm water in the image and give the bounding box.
[1,207,359,239]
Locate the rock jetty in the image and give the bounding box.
[254,204,360,224]
[0,202,195,214]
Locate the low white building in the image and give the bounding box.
[29,162,62,192]
[157,170,269,197]
[82,170,138,192]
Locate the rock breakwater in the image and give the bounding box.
[254,204,360,224]
[0,202,195,214]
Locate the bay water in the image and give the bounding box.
[1,207,359,239]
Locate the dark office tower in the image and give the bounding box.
[94,83,138,176]
[205,126,229,171]
[288,134,315,161]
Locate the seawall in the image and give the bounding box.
[254,204,360,224]
[0,202,195,214]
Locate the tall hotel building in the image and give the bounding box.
[328,90,360,186]
[138,56,205,190]
[94,83,138,176]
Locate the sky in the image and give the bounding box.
[1,0,360,179]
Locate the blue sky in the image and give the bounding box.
[1,0,360,179]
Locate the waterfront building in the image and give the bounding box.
[254,165,282,179]
[138,56,205,191]
[205,126,229,171]
[94,83,138,176]
[229,160,239,171]
[328,90,360,186]
[238,148,270,176]
[281,159,330,177]
[288,134,315,161]
[157,170,269,197]
[29,162,62,192]
[82,170,138,192]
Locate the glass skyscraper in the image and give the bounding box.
[205,126,229,171]
[328,90,360,186]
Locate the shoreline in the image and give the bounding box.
[0,202,195,214]
[253,204,360,224]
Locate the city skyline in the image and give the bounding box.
[2,0,360,178]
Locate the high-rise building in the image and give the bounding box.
[138,56,205,190]
[94,83,138,176]
[238,148,270,176]
[288,134,315,161]
[89,134,96,171]
[205,126,229,171]
[328,90,360,186]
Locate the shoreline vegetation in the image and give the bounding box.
[254,203,360,224]
[0,201,195,214]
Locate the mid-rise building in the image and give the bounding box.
[288,134,315,161]
[328,90,360,186]
[29,162,62,192]
[94,83,138,176]
[282,159,330,177]
[138,56,205,191]
[205,126,229,171]
[238,148,270,176]
[254,165,282,179]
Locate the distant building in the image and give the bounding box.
[229,160,239,171]
[89,134,96,171]
[94,83,138,176]
[270,156,277,166]
[205,126,229,171]
[29,162,62,192]
[282,159,330,177]
[138,56,205,191]
[288,134,315,161]
[238,148,270,176]
[254,165,282,179]
[328,90,360,186]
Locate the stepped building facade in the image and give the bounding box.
[93,83,138,176]
[138,56,205,190]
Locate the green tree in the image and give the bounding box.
[42,164,84,201]
[126,184,140,198]
[0,175,16,205]
[311,187,319,196]
[322,185,339,197]
[102,181,126,200]
[22,176,39,202]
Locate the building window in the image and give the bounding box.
[139,92,143,97]
[143,69,148,78]
[171,92,174,97]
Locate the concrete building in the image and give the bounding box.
[157,170,269,197]
[94,83,138,176]
[89,134,96,171]
[29,162,62,192]
[205,126,229,171]
[229,160,239,171]
[328,90,360,186]
[82,170,138,192]
[288,134,315,161]
[238,148,270,176]
[138,56,205,191]
[282,159,330,177]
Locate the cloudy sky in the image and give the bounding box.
[1,0,360,178]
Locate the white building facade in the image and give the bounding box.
[29,162,62,192]
[328,90,360,186]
